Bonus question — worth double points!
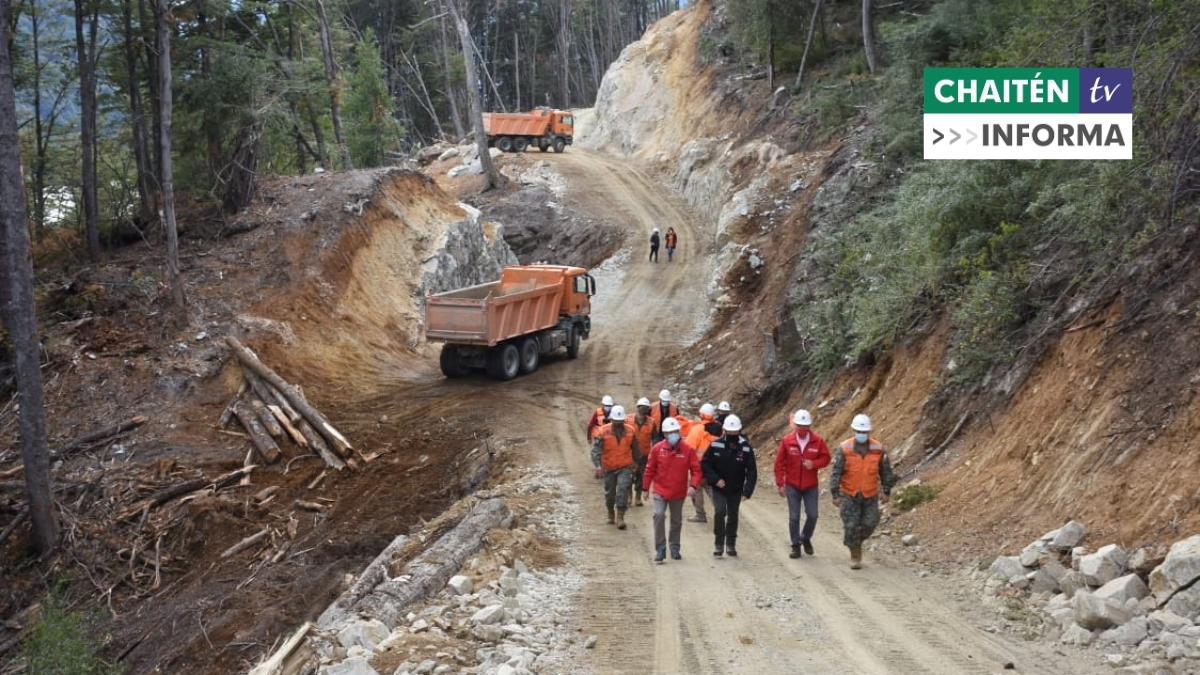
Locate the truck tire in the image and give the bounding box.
[566,327,581,359]
[439,345,467,378]
[513,138,529,153]
[486,343,521,380]
[497,137,514,152]
[518,337,540,374]
[538,140,550,152]
[553,138,566,154]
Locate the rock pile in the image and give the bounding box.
[980,522,1200,671]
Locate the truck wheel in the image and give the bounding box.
[538,141,549,153]
[513,138,529,153]
[439,345,467,378]
[552,138,566,154]
[486,343,520,380]
[497,137,514,152]
[518,337,540,374]
[566,327,581,359]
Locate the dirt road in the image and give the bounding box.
[473,148,1090,675]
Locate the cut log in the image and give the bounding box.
[226,336,352,456]
[55,415,149,458]
[233,402,282,464]
[296,418,344,470]
[247,621,313,675]
[316,496,509,630]
[116,466,257,521]
[295,500,328,512]
[250,397,284,438]
[269,406,308,448]
[244,369,301,425]
[221,528,269,558]
[217,382,249,428]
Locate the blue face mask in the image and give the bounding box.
[854,432,869,444]
[666,432,681,445]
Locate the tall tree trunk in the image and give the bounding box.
[141,0,162,196]
[513,33,520,112]
[122,0,156,226]
[315,0,352,170]
[795,0,823,89]
[75,0,100,260]
[439,4,464,140]
[155,0,187,327]
[554,0,571,107]
[30,1,48,235]
[861,0,880,74]
[0,0,60,555]
[448,0,502,189]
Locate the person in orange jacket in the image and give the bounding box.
[774,409,831,559]
[648,389,678,443]
[685,403,722,523]
[586,395,614,442]
[629,397,657,507]
[642,417,702,562]
[664,227,678,262]
[590,406,642,530]
[830,414,896,569]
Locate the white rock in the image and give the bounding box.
[337,618,390,651]
[1078,544,1128,586]
[1074,590,1134,630]
[319,657,378,675]
[448,575,474,595]
[989,555,1027,581]
[1100,616,1149,646]
[472,604,507,625]
[1150,535,1200,605]
[901,534,919,546]
[1049,520,1088,551]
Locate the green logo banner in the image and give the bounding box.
[924,68,1080,113]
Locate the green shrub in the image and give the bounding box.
[18,590,123,675]
[892,483,939,511]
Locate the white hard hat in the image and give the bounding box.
[601,395,614,406]
[658,389,671,402]
[636,397,651,407]
[661,417,681,433]
[699,403,715,417]
[793,409,813,426]
[717,401,732,412]
[722,414,742,432]
[653,228,660,233]
[610,405,627,421]
[851,413,872,432]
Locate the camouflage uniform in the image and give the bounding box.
[829,440,896,548]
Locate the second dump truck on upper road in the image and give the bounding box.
[424,264,595,380]
[482,108,574,153]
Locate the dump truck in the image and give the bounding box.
[424,264,595,380]
[481,108,574,154]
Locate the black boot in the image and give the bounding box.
[790,543,802,559]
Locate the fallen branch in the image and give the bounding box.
[226,337,352,457]
[908,411,972,476]
[116,466,257,521]
[269,406,308,448]
[55,415,149,458]
[251,398,285,438]
[295,500,328,513]
[248,621,313,675]
[0,509,28,547]
[221,528,269,558]
[218,382,249,429]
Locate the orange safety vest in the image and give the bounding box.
[686,418,718,457]
[598,422,638,471]
[838,439,886,498]
[630,416,655,460]
[649,402,679,432]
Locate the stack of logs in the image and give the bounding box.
[220,336,359,471]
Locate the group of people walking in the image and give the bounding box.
[648,227,678,263]
[587,392,896,569]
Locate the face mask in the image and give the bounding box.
[666,432,681,445]
[855,432,869,444]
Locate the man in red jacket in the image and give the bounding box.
[774,409,831,558]
[642,417,702,563]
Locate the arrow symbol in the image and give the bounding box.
[966,128,978,144]
[949,129,962,144]
[932,128,944,145]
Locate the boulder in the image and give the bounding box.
[1049,521,1088,551]
[1058,570,1088,599]
[472,604,507,626]
[336,618,390,651]
[989,555,1027,581]
[1078,544,1128,586]
[448,574,474,595]
[1146,610,1190,636]
[1099,616,1148,646]
[1073,590,1134,630]
[319,657,379,675]
[1094,573,1151,605]
[1149,535,1200,606]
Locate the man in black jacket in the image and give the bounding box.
[700,415,757,557]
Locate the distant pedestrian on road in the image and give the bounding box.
[665,227,678,262]
[649,229,660,262]
[701,414,757,557]
[830,414,896,569]
[774,409,831,559]
[642,417,702,562]
[629,397,656,507]
[591,405,642,530]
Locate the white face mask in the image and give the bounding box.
[854,432,869,444]
[666,432,681,445]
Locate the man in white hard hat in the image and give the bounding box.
[649,389,678,444]
[774,409,831,558]
[830,414,896,569]
[685,403,721,523]
[590,405,642,530]
[715,401,733,427]
[629,397,656,506]
[586,395,614,442]
[700,414,757,557]
[641,416,702,562]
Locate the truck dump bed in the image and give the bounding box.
[481,112,551,137]
[425,268,566,346]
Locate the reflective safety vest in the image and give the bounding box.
[838,439,886,498]
[630,416,655,460]
[598,422,638,471]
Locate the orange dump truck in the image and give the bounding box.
[481,108,574,153]
[425,264,595,380]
